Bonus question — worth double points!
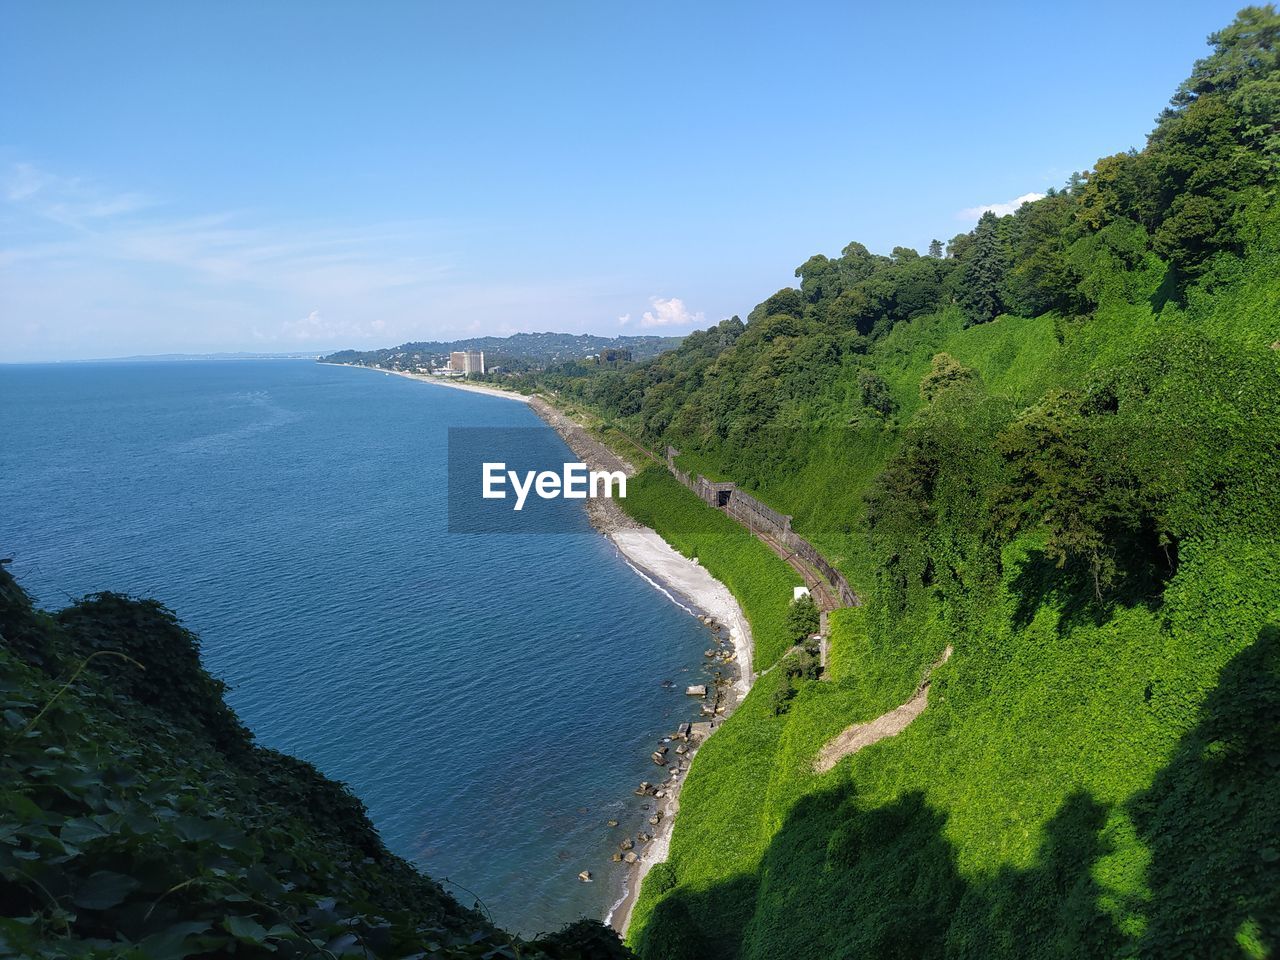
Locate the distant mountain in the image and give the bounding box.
[319,331,682,371]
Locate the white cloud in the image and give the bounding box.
[274,310,388,343]
[957,192,1045,221]
[617,312,632,327]
[639,296,704,329]
[3,162,151,223]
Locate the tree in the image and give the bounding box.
[785,593,819,643]
[927,238,945,258]
[993,389,1164,597]
[957,211,1009,325]
[920,353,975,402]
[1172,5,1280,107]
[859,370,897,417]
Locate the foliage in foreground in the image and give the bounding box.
[0,570,632,960]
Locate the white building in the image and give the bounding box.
[449,350,486,375]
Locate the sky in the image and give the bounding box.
[0,1,1248,361]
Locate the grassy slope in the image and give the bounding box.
[625,256,1280,958]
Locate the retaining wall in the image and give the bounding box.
[664,446,860,607]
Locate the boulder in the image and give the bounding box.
[611,852,623,863]
[624,851,639,864]
[606,819,619,828]
[578,870,592,882]
[649,813,661,826]
[652,752,667,766]
[686,685,707,697]
[620,838,634,851]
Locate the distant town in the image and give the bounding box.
[320,331,682,377]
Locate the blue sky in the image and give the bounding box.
[0,1,1246,360]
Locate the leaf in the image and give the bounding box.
[138,921,212,960]
[223,915,270,944]
[173,816,218,843]
[73,870,139,910]
[60,817,110,847]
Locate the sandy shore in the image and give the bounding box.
[323,362,533,403]
[600,526,753,933]
[521,397,755,935]
[609,528,752,690]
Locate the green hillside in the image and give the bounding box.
[0,569,632,960]
[320,332,682,373]
[530,9,1280,958]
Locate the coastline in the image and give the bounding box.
[524,396,754,936]
[333,361,755,936]
[600,527,752,933]
[320,361,533,403]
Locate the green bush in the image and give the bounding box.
[784,593,819,644]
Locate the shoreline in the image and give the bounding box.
[334,361,755,936]
[320,361,533,403]
[523,397,754,935]
[599,527,752,933]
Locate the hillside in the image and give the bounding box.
[0,566,632,960]
[523,9,1280,958]
[320,332,682,373]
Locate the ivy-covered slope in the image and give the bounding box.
[507,10,1280,959]
[0,569,632,960]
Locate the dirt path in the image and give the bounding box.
[814,645,953,773]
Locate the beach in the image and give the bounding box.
[599,525,753,932]
[323,363,534,403]
[522,399,755,935]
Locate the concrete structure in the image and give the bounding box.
[665,445,860,608]
[449,350,486,375]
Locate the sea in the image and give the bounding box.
[0,359,718,935]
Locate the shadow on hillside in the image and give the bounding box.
[631,626,1280,960]
[1125,623,1280,958]
[1007,536,1174,635]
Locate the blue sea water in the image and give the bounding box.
[0,360,718,935]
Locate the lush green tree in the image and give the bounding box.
[920,353,976,403]
[1172,4,1280,106]
[785,593,820,642]
[859,370,897,417]
[956,212,1010,325]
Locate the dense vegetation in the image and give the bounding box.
[527,11,1280,959]
[321,332,681,373]
[0,567,632,959]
